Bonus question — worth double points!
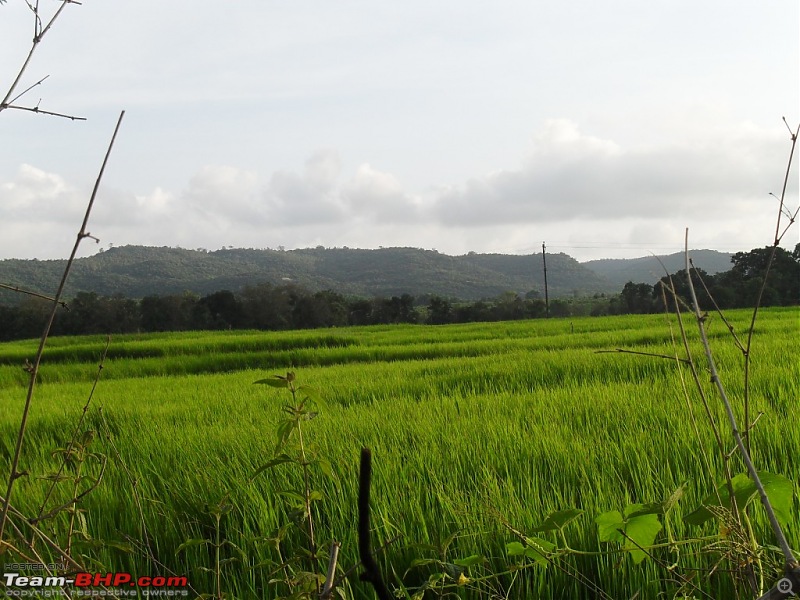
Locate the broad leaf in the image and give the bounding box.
[453,554,484,568]
[531,508,584,533]
[624,513,662,564]
[685,472,794,526]
[596,506,663,564]
[595,511,625,544]
[506,537,555,567]
[254,376,289,388]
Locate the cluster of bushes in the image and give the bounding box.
[608,246,800,316]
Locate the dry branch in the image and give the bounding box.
[0,110,125,539]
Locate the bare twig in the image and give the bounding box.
[0,282,69,308]
[742,123,800,455]
[1,0,78,117]
[7,73,49,104]
[35,338,110,520]
[31,455,107,524]
[0,103,86,120]
[0,110,125,539]
[595,348,691,364]
[684,230,798,571]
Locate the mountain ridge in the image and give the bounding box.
[0,245,733,303]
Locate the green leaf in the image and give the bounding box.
[308,490,324,502]
[275,419,295,450]
[440,531,459,554]
[531,508,584,532]
[625,502,664,519]
[596,507,663,564]
[175,538,210,554]
[624,513,662,564]
[760,472,794,526]
[277,490,306,509]
[407,557,438,572]
[317,457,333,478]
[254,376,289,388]
[595,511,625,543]
[684,472,794,526]
[102,540,134,553]
[251,453,294,480]
[298,385,322,402]
[506,541,526,556]
[453,554,484,568]
[505,538,554,567]
[39,472,71,483]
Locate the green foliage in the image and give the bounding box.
[0,244,613,304]
[596,505,663,564]
[685,472,795,527]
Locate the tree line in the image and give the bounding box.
[0,246,796,341]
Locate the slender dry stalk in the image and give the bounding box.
[741,123,799,456]
[0,0,84,121]
[35,337,110,521]
[683,230,798,572]
[0,283,69,308]
[0,110,125,540]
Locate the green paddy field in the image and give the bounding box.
[0,308,797,599]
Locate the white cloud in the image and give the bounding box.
[342,163,420,221]
[264,150,346,225]
[0,164,83,220]
[432,120,791,226]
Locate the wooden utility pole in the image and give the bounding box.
[542,242,549,317]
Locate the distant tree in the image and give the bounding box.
[239,283,294,330]
[292,290,348,328]
[620,282,655,314]
[427,296,453,325]
[140,293,197,332]
[196,290,243,330]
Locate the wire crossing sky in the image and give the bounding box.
[1,1,798,261]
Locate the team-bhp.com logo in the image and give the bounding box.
[3,567,189,597]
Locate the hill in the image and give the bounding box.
[582,249,733,289]
[0,245,616,302]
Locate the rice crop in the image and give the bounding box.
[0,307,797,599]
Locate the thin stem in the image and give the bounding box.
[1,0,73,110]
[684,230,797,569]
[36,338,110,520]
[0,282,69,308]
[0,111,125,539]
[743,124,799,457]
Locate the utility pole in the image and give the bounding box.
[542,242,549,317]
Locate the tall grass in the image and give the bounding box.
[0,308,797,598]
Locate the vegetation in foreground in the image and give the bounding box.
[0,308,797,598]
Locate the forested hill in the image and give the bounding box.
[0,245,617,301]
[584,250,733,289]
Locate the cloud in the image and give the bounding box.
[184,165,261,224]
[432,119,789,226]
[0,164,84,222]
[264,150,346,225]
[1,120,795,262]
[342,163,420,221]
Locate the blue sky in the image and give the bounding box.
[1,0,797,261]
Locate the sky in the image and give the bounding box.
[0,0,798,262]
